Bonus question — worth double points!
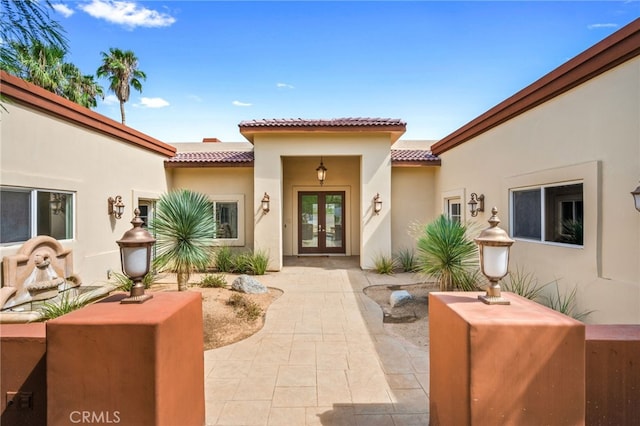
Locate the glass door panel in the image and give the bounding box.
[298,192,345,254]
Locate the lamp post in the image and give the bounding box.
[116,209,156,304]
[475,207,514,305]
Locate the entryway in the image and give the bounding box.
[298,191,345,254]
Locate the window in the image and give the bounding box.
[212,201,238,239]
[447,199,462,223]
[1,187,74,244]
[511,183,583,246]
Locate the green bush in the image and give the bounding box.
[248,249,269,275]
[544,281,593,321]
[502,266,550,301]
[227,293,262,321]
[215,246,234,272]
[232,252,252,274]
[199,273,227,288]
[110,271,156,291]
[38,292,90,321]
[373,253,397,275]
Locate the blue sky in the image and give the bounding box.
[52,1,638,143]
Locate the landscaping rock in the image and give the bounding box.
[232,275,267,294]
[390,290,413,307]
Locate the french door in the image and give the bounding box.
[298,191,345,254]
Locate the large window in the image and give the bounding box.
[1,187,74,244]
[212,201,238,239]
[511,183,583,246]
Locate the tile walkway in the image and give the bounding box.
[203,257,429,426]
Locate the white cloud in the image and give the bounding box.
[277,82,295,89]
[52,3,74,17]
[587,23,619,30]
[232,100,252,107]
[187,94,203,103]
[79,0,176,29]
[102,94,119,105]
[138,97,170,108]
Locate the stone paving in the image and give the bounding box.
[203,257,429,425]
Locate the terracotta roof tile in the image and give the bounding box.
[165,151,254,167]
[391,149,440,165]
[239,117,406,128]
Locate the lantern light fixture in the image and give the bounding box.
[116,209,156,304]
[373,193,383,215]
[316,157,327,186]
[631,184,640,212]
[474,207,514,305]
[468,193,485,217]
[261,192,270,214]
[108,195,125,219]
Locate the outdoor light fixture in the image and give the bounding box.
[116,209,156,304]
[261,192,270,214]
[373,193,383,215]
[50,193,66,215]
[316,157,327,186]
[108,195,125,219]
[632,184,640,212]
[468,193,485,217]
[475,207,514,305]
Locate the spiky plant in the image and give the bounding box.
[416,215,479,291]
[373,253,397,275]
[150,189,215,291]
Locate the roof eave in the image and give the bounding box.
[239,125,407,144]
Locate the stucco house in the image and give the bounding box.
[1,18,638,323]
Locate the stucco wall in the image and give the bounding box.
[391,167,437,254]
[166,166,255,249]
[435,57,640,323]
[1,102,170,286]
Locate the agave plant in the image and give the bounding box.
[416,215,479,291]
[150,189,215,291]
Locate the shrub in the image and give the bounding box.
[395,248,417,272]
[215,246,234,272]
[38,292,90,321]
[248,249,269,275]
[110,271,156,291]
[199,273,227,288]
[232,252,252,274]
[544,281,593,321]
[373,253,397,275]
[227,293,262,321]
[502,266,550,301]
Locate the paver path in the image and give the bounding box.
[204,257,429,425]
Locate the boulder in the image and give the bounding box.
[390,290,413,308]
[232,275,267,294]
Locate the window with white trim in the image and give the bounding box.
[1,187,74,244]
[446,199,462,223]
[207,195,245,246]
[511,182,583,246]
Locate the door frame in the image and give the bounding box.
[298,191,346,254]
[292,186,352,256]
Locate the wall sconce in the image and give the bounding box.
[373,193,383,215]
[261,192,270,214]
[474,207,514,305]
[116,209,156,304]
[632,184,640,212]
[468,193,485,217]
[108,195,125,219]
[50,193,66,215]
[316,157,327,186]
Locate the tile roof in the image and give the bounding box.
[391,149,440,165]
[164,151,254,168]
[165,149,440,167]
[239,117,406,128]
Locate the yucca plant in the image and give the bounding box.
[416,215,479,291]
[544,281,593,321]
[395,248,417,272]
[150,189,216,291]
[502,266,550,301]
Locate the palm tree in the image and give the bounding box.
[61,64,104,108]
[96,48,146,124]
[8,40,66,92]
[150,190,215,291]
[416,215,479,291]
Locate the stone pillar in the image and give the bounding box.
[429,292,585,425]
[47,292,204,426]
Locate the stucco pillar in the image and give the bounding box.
[360,150,392,269]
[253,145,283,271]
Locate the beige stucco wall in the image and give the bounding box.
[1,102,170,287]
[252,133,392,270]
[435,57,640,323]
[166,166,254,249]
[391,167,438,254]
